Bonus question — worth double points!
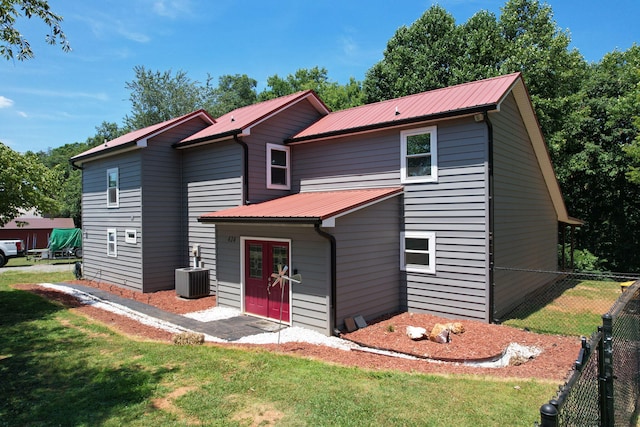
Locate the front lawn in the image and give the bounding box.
[0,271,556,426]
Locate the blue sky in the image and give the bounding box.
[1,0,638,153]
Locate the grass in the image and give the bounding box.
[5,256,79,268]
[0,271,557,426]
[502,279,622,336]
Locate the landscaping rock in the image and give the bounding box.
[406,326,427,340]
[429,323,451,344]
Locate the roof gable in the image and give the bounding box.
[289,73,521,143]
[71,109,215,164]
[177,90,330,147]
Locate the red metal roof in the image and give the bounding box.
[71,109,215,162]
[290,73,522,142]
[2,217,75,229]
[199,187,403,223]
[179,90,330,145]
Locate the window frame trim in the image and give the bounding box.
[107,228,118,257]
[106,167,119,208]
[401,231,436,274]
[400,126,438,183]
[266,143,291,190]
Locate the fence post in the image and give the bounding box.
[539,399,559,427]
[598,314,615,427]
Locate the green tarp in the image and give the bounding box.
[49,228,82,252]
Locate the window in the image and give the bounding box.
[401,127,437,183]
[266,143,290,190]
[107,168,119,207]
[401,232,436,273]
[107,229,117,257]
[125,229,137,244]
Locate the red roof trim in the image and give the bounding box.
[198,187,403,224]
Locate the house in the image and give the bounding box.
[0,215,75,250]
[71,73,579,336]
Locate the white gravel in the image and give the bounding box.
[36,283,544,368]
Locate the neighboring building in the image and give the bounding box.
[0,216,75,249]
[71,73,580,336]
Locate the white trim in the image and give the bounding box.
[400,126,438,183]
[401,231,436,274]
[106,168,119,208]
[107,228,118,257]
[266,143,290,190]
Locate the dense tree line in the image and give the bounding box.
[2,0,639,271]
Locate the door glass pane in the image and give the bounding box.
[249,244,262,278]
[272,245,288,275]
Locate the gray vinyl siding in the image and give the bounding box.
[332,196,402,325]
[215,224,331,335]
[491,94,558,319]
[81,152,143,291]
[245,99,324,203]
[292,118,491,322]
[182,141,243,290]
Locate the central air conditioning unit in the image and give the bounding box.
[175,267,210,299]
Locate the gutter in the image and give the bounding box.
[233,135,250,205]
[484,110,496,324]
[314,223,338,336]
[69,158,82,170]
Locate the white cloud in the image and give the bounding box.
[12,87,109,101]
[17,111,27,118]
[0,96,14,108]
[153,0,193,18]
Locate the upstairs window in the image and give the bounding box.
[107,168,119,207]
[401,127,437,183]
[266,143,290,190]
[401,231,436,274]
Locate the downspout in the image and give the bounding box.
[484,111,496,324]
[314,223,338,336]
[233,135,249,205]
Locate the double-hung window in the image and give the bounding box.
[401,231,436,274]
[266,143,290,190]
[401,126,437,183]
[107,229,117,257]
[107,168,119,207]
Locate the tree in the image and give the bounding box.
[259,66,363,110]
[205,74,258,118]
[549,46,640,271]
[1,0,70,60]
[0,142,59,226]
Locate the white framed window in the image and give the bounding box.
[107,229,117,257]
[401,126,438,183]
[107,168,119,207]
[125,229,137,244]
[266,143,290,190]
[401,231,436,274]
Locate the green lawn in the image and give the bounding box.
[502,279,622,336]
[0,271,556,426]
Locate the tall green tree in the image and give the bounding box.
[549,46,640,271]
[206,74,258,118]
[0,142,59,225]
[259,66,363,110]
[0,0,70,60]
[123,66,206,129]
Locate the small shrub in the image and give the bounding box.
[386,324,395,333]
[172,332,205,345]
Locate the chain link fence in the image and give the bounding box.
[499,268,640,427]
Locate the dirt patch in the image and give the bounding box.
[151,386,201,425]
[231,402,284,426]
[15,280,581,381]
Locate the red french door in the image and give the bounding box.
[244,240,290,322]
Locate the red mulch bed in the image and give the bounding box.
[13,280,580,381]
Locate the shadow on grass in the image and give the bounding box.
[0,288,172,426]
